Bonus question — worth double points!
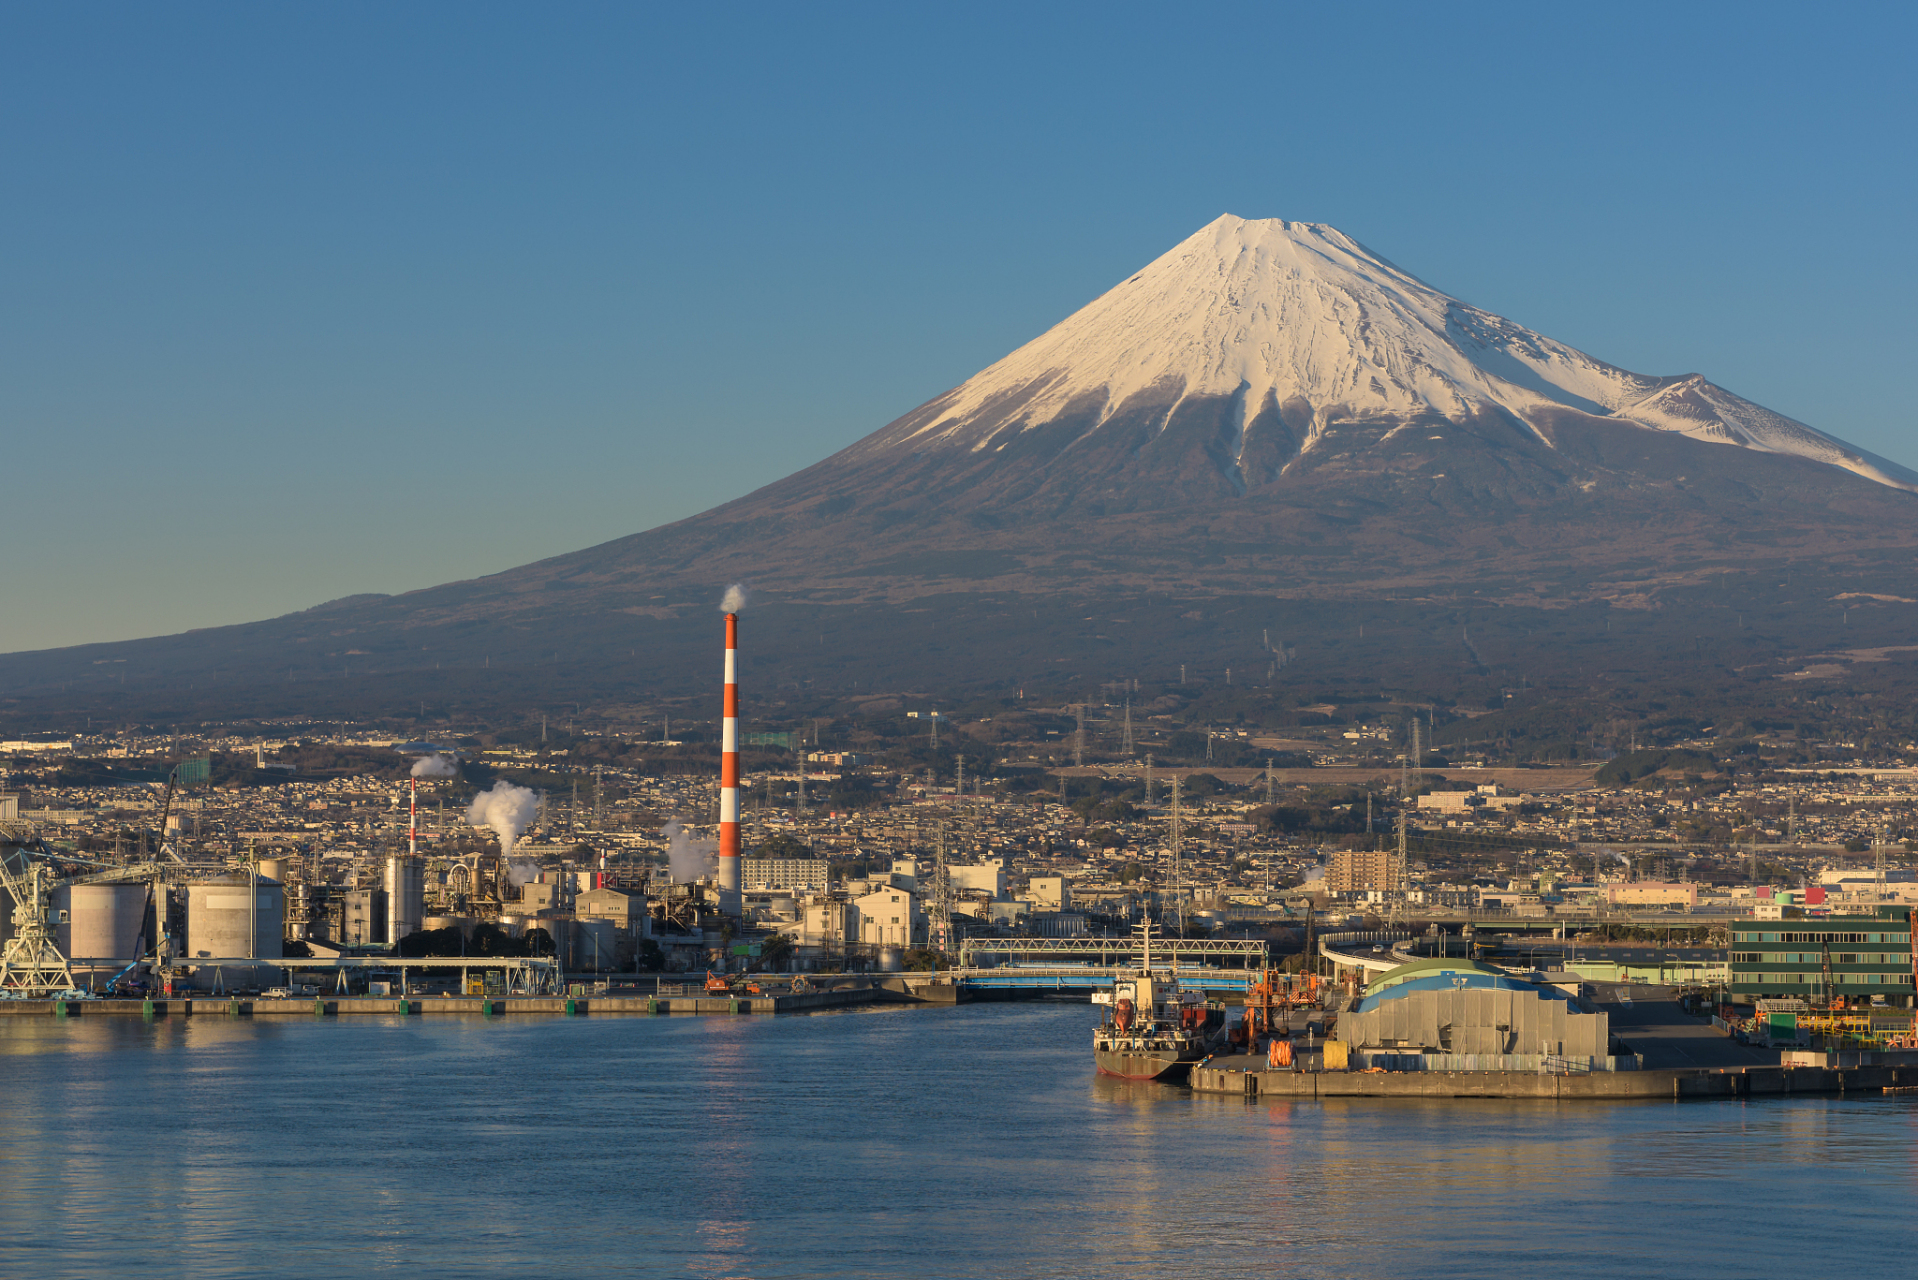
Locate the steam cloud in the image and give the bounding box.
[719,583,749,613]
[467,781,538,859]
[410,753,457,779]
[506,858,543,887]
[662,818,716,884]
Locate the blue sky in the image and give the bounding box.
[5,2,1915,652]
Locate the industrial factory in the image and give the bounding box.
[0,603,770,1002]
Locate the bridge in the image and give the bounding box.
[939,965,1259,993]
[956,935,1266,967]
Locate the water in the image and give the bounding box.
[1,1002,1913,1279]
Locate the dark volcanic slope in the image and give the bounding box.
[7,216,1918,717]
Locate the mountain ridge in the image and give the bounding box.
[5,214,1918,716]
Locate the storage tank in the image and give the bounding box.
[574,919,616,971]
[422,914,473,939]
[496,914,528,938]
[385,856,424,945]
[878,946,904,972]
[258,858,289,883]
[187,876,284,961]
[529,914,572,967]
[57,883,148,966]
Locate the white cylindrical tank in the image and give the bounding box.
[187,876,284,961]
[496,914,527,938]
[422,914,473,938]
[878,946,904,972]
[258,858,288,883]
[385,856,424,945]
[59,883,148,964]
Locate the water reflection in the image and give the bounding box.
[0,1006,1914,1277]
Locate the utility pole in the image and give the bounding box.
[797,755,807,818]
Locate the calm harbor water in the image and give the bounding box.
[1,1001,1913,1279]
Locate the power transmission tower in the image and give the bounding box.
[1143,753,1154,807]
[930,821,952,960]
[1122,701,1134,755]
[1394,791,1409,924]
[956,754,965,800]
[797,755,807,818]
[1171,774,1184,935]
[1265,758,1275,805]
[1412,718,1423,796]
[1074,704,1085,768]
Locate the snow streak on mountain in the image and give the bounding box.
[850,215,1916,493]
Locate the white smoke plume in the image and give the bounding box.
[506,858,543,887]
[467,781,538,859]
[410,753,457,779]
[662,818,716,884]
[719,583,749,613]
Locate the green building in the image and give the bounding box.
[1729,907,1916,1005]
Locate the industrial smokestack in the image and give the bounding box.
[717,609,742,908]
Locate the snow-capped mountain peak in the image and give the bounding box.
[875,214,1914,492]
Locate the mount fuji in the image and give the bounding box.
[8,214,1918,713]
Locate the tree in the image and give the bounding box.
[756,831,813,859]
[758,932,795,971]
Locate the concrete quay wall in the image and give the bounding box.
[1190,1062,1918,1100]
[0,986,898,1018]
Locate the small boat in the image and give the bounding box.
[1091,923,1221,1081]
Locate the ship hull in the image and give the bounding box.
[1095,1047,1198,1081]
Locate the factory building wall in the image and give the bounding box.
[1730,911,1917,1001]
[1341,986,1609,1059]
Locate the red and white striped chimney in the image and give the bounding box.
[717,611,742,901]
[409,777,418,858]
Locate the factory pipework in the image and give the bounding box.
[717,611,742,909]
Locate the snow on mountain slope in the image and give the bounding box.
[878,214,1917,492]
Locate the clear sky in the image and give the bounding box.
[5,2,1915,653]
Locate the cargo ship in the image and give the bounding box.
[1091,924,1221,1081]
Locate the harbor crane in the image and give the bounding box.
[0,776,186,995]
